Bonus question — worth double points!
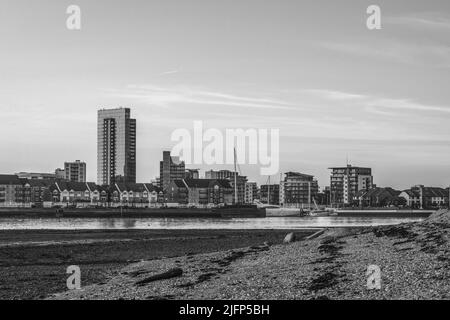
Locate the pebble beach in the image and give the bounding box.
[50,210,450,300]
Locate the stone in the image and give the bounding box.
[283,232,296,243]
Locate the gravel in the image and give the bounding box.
[50,211,450,300]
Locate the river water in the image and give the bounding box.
[0,216,425,230]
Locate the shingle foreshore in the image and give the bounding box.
[52,210,450,300]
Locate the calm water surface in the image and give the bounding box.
[0,216,425,230]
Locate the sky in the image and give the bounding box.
[0,0,449,189]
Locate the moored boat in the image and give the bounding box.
[213,204,266,218]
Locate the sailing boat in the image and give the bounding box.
[309,198,337,217]
[213,148,266,218]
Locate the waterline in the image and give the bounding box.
[0,216,426,230]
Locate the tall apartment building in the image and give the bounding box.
[205,170,247,204]
[64,160,86,182]
[329,165,373,205]
[279,172,319,207]
[97,108,136,185]
[244,182,258,204]
[159,151,185,191]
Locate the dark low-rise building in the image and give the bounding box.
[354,187,402,207]
[205,170,247,204]
[260,184,280,205]
[316,187,331,206]
[167,179,233,206]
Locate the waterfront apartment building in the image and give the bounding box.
[55,168,66,180]
[97,108,136,185]
[260,184,280,205]
[205,170,247,204]
[399,185,449,209]
[64,160,86,182]
[279,172,319,207]
[0,174,165,208]
[159,151,185,191]
[244,182,258,204]
[166,179,233,206]
[0,175,23,207]
[22,179,56,206]
[329,165,373,205]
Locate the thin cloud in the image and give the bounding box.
[304,89,450,114]
[107,84,294,110]
[319,42,410,63]
[385,13,450,30]
[159,69,181,76]
[303,89,365,100]
[367,98,450,114]
[319,41,450,68]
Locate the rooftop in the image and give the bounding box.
[328,165,372,170]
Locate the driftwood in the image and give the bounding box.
[124,269,149,277]
[135,268,183,286]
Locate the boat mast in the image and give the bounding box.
[308,181,311,210]
[280,172,283,208]
[234,147,238,204]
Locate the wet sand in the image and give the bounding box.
[0,229,315,300]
